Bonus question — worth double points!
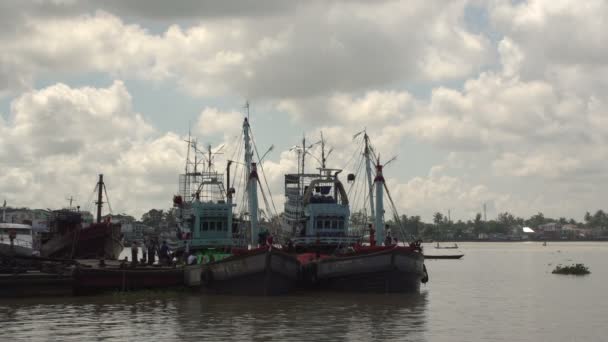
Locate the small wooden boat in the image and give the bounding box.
[423,254,464,259]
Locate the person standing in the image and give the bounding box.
[159,241,169,265]
[147,239,156,265]
[142,238,148,263]
[131,241,138,266]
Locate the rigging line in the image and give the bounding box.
[257,178,273,221]
[383,182,409,242]
[343,138,364,171]
[250,131,279,217]
[83,184,96,214]
[103,184,113,215]
[346,150,365,197]
[348,152,366,207]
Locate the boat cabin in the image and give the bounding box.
[176,170,235,250]
[284,169,358,246]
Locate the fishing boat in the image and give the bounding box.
[174,111,300,295]
[39,175,123,260]
[283,131,427,292]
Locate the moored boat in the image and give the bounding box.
[434,242,459,249]
[0,223,35,257]
[283,131,428,293]
[312,246,426,292]
[73,264,184,294]
[203,246,300,295]
[39,175,123,260]
[423,254,464,259]
[174,113,300,295]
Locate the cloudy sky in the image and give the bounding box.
[1,0,607,222]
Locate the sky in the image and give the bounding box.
[1,0,607,222]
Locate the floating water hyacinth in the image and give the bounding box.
[552,263,590,275]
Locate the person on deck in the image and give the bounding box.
[131,241,138,266]
[384,232,392,246]
[187,253,197,265]
[159,241,170,265]
[142,238,148,263]
[147,239,156,265]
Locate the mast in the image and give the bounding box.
[364,132,375,220]
[374,163,385,244]
[248,162,260,247]
[301,135,306,175]
[226,160,233,205]
[184,129,191,199]
[96,174,104,223]
[320,131,327,169]
[243,117,257,246]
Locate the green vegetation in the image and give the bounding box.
[552,263,590,275]
[381,209,608,241]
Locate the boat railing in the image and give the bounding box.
[292,235,360,246]
[0,236,33,249]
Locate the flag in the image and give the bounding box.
[2,200,5,208]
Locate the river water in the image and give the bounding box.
[1,242,606,341]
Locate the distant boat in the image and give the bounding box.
[435,242,458,249]
[424,254,464,259]
[39,175,123,260]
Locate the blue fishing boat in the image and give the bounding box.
[283,131,428,292]
[175,107,300,295]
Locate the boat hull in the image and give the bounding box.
[309,247,426,293]
[41,223,123,260]
[203,248,300,296]
[0,243,34,258]
[73,266,184,294]
[424,254,464,259]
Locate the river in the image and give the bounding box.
[1,242,606,341]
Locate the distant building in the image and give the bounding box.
[122,222,155,242]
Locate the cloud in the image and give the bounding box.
[195,107,243,137]
[0,1,491,98]
[0,81,183,217]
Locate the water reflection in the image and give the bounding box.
[0,291,428,342]
[174,291,428,342]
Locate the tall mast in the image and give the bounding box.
[243,116,258,246]
[96,174,104,223]
[374,162,385,244]
[364,132,375,220]
[320,131,327,169]
[183,130,191,200]
[301,134,306,175]
[207,144,213,172]
[248,162,260,247]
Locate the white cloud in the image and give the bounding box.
[0,81,183,217]
[0,1,491,98]
[195,107,243,137]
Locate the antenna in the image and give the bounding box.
[244,101,250,120]
[66,196,75,209]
